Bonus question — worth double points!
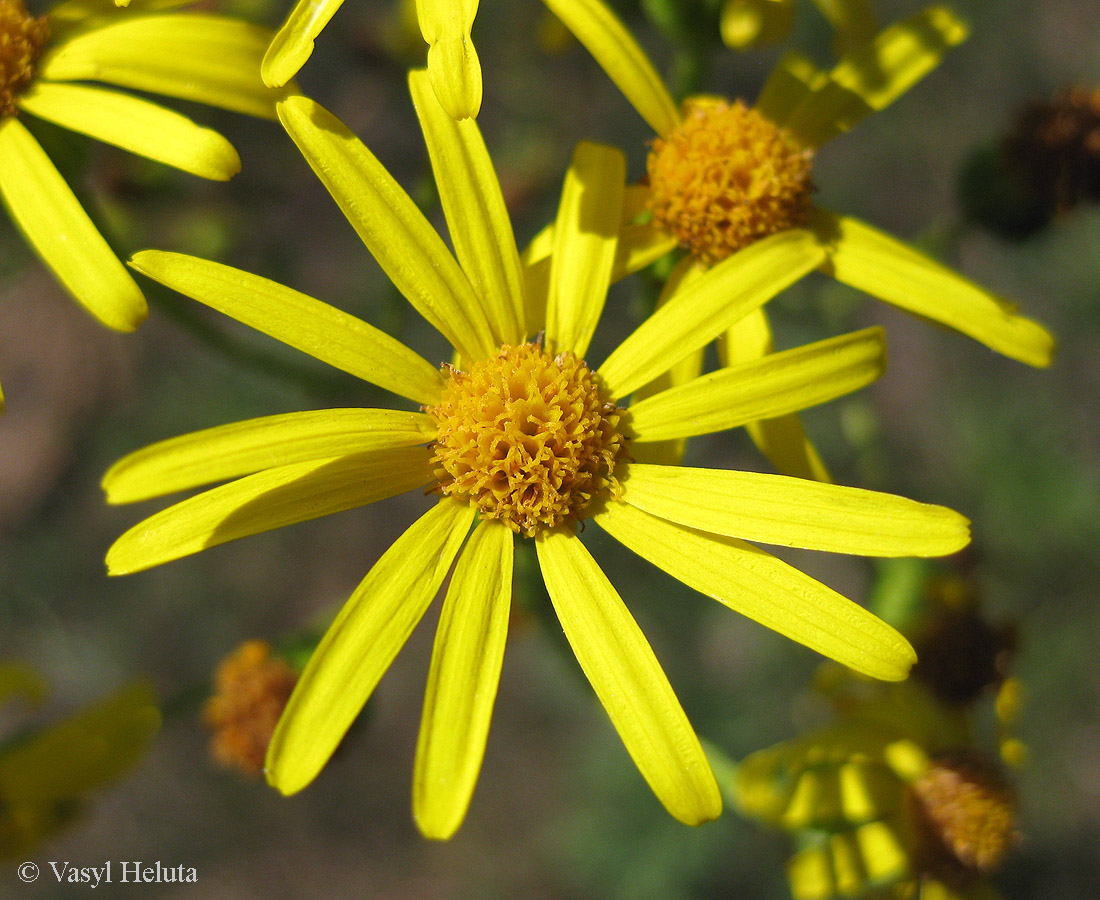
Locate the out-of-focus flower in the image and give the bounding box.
[720,0,877,55]
[105,77,969,838]
[535,0,1054,373]
[733,574,1022,900]
[0,665,160,859]
[204,640,299,777]
[263,0,481,118]
[0,0,290,359]
[961,86,1100,240]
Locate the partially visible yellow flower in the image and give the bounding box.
[0,664,160,859]
[0,0,291,343]
[263,0,482,119]
[105,78,969,838]
[721,0,877,55]
[734,667,1018,900]
[535,0,1054,371]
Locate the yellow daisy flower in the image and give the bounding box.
[0,663,160,859]
[0,0,291,342]
[263,0,482,119]
[105,78,969,838]
[720,0,877,55]
[535,0,1054,370]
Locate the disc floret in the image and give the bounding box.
[427,343,627,536]
[0,0,49,118]
[647,98,814,265]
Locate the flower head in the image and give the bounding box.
[105,79,970,838]
[537,0,1055,369]
[0,0,290,345]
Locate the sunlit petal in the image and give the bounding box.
[261,0,344,87]
[416,0,482,119]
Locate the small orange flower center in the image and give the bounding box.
[427,343,626,536]
[0,0,49,118]
[203,640,298,777]
[646,98,814,265]
[909,752,1018,875]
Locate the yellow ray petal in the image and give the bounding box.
[599,229,825,400]
[40,15,288,120]
[613,222,680,281]
[278,96,496,362]
[540,0,680,137]
[408,68,523,345]
[720,0,795,50]
[0,683,159,804]
[808,0,878,54]
[545,142,625,357]
[535,528,721,825]
[414,520,512,840]
[416,0,482,120]
[813,210,1055,367]
[720,307,831,481]
[104,409,435,503]
[129,250,445,404]
[106,446,435,575]
[261,0,345,87]
[267,498,474,795]
[618,463,970,557]
[627,327,885,442]
[0,118,145,332]
[19,82,240,180]
[595,501,916,680]
[630,257,707,467]
[755,51,826,134]
[783,6,969,146]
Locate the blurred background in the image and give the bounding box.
[2,0,1099,896]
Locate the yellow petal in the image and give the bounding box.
[539,0,680,137]
[595,501,916,680]
[613,222,680,281]
[129,250,445,404]
[720,0,795,50]
[808,0,878,54]
[627,327,886,442]
[599,229,825,400]
[416,0,482,120]
[106,447,434,574]
[618,463,970,557]
[755,51,827,127]
[19,82,240,180]
[719,307,831,482]
[104,408,435,503]
[813,210,1055,367]
[0,118,146,332]
[267,498,474,795]
[413,520,512,840]
[630,257,707,466]
[261,0,345,87]
[545,142,625,357]
[40,15,289,120]
[535,528,721,825]
[278,96,496,362]
[408,68,524,344]
[784,6,969,146]
[0,683,159,804]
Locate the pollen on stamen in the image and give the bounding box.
[0,0,49,119]
[646,98,814,265]
[426,343,627,537]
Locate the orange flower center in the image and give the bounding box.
[646,98,814,265]
[427,343,626,536]
[0,0,49,118]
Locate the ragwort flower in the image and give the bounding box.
[263,0,482,119]
[720,0,877,55]
[536,0,1054,370]
[105,79,969,838]
[0,0,290,341]
[0,663,159,859]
